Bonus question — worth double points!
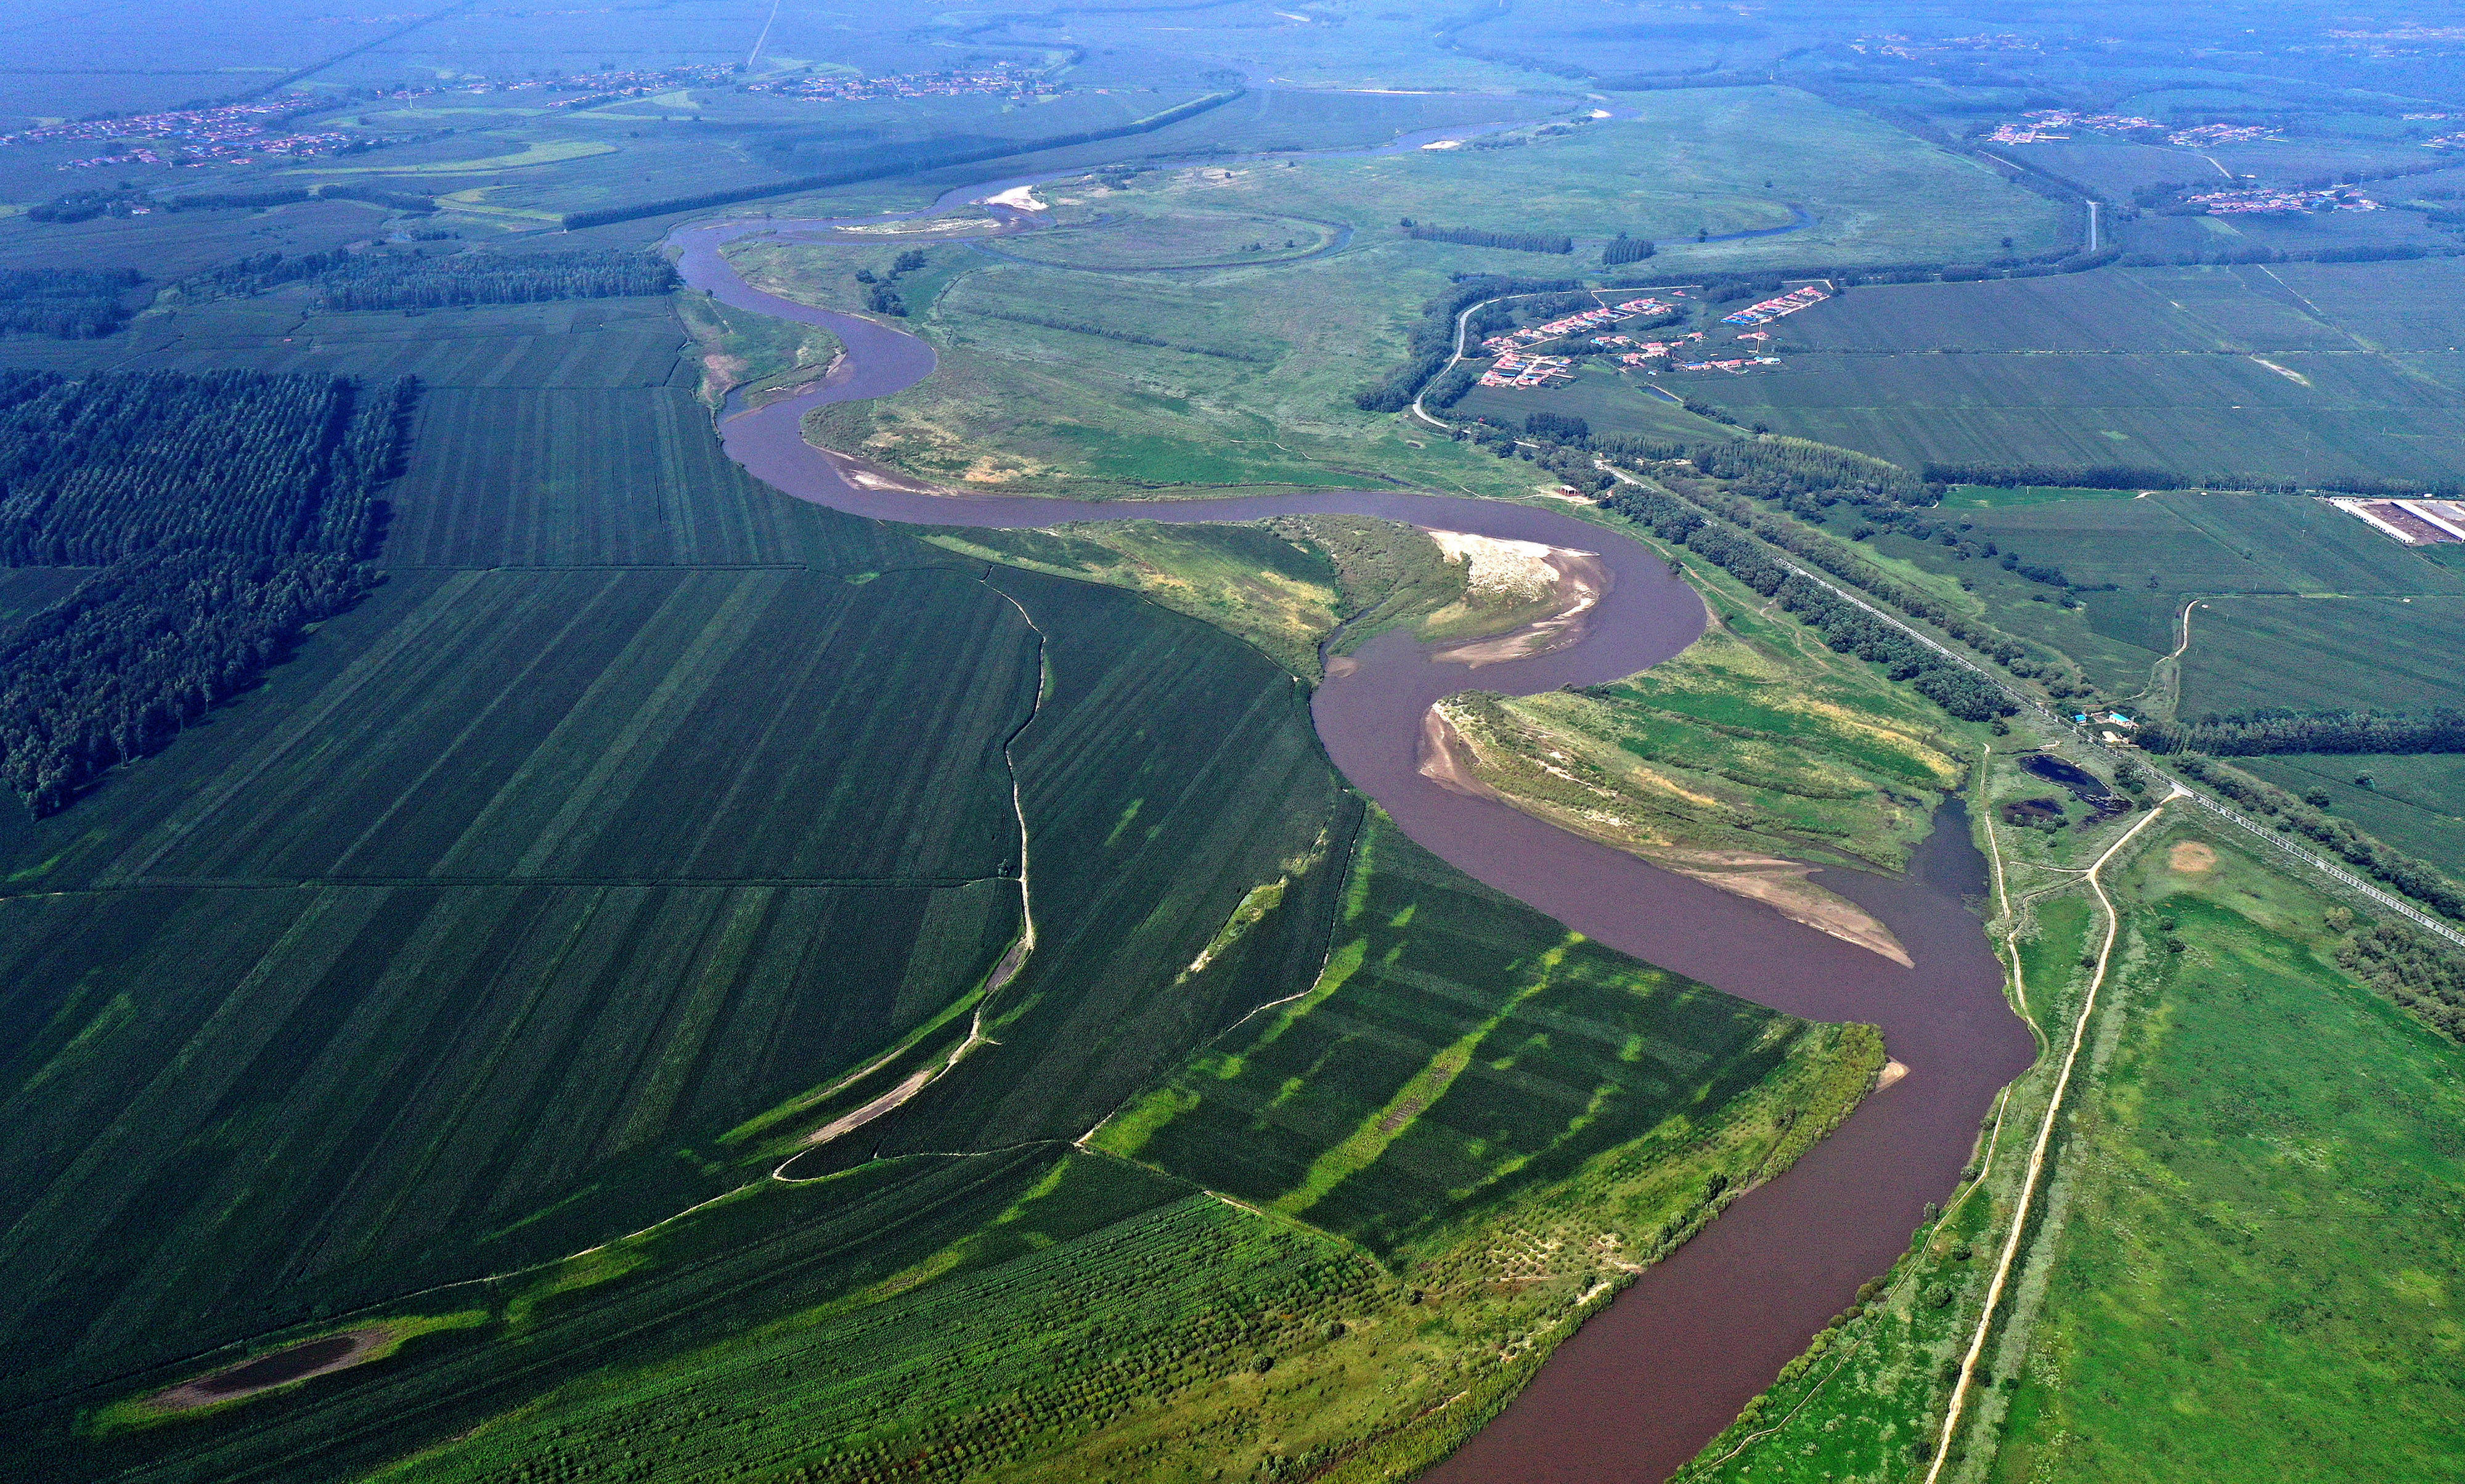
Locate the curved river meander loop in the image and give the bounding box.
[671,208,2035,1482]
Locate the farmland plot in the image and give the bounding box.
[1098,814,1870,1257]
[0,876,1020,1392]
[2179,595,2465,716]
[844,569,1363,1159]
[37,565,1041,886]
[1708,263,2465,487]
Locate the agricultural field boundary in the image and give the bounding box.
[1925,794,2173,1481]
[1590,460,2465,950]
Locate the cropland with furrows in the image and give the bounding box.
[0,221,1870,1484]
[1684,261,2465,489]
[7,10,2465,1483]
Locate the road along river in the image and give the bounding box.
[671,219,2035,1483]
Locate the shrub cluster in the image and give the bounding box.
[2339,921,2465,1043]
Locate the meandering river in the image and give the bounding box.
[669,210,2034,1482]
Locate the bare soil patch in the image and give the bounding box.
[2168,841,2217,874]
[148,1328,392,1411]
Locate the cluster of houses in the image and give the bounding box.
[1481,297,1671,356]
[747,66,1061,104]
[2186,184,2380,214]
[2329,496,2465,546]
[0,99,376,169]
[1478,352,1575,388]
[57,132,360,169]
[1986,110,2283,148]
[1721,284,1829,326]
[2169,123,2279,147]
[1671,354,1782,375]
[1852,33,2042,60]
[1613,330,1704,365]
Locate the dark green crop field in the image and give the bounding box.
[0,876,1019,1395]
[2240,753,2465,880]
[1097,813,1870,1258]
[1695,261,2465,487]
[0,565,1041,890]
[2178,595,2465,716]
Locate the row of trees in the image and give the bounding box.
[2143,708,2465,757]
[1685,437,1934,508]
[0,268,144,339]
[0,550,377,816]
[0,370,409,565]
[1599,481,2016,720]
[0,369,414,815]
[560,88,1245,229]
[317,249,677,311]
[1401,222,1575,254]
[964,308,1271,362]
[1602,235,1656,266]
[179,248,675,311]
[1921,459,2463,500]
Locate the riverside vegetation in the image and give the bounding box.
[6,5,2465,1480]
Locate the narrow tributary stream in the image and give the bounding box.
[670,215,2033,1483]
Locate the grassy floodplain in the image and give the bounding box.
[1437,553,1979,878]
[1677,758,2465,1484]
[720,84,2065,502]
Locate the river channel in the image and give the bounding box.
[669,206,2035,1481]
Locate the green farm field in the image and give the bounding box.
[2177,594,2465,715]
[1688,261,2465,487]
[2240,753,2465,880]
[1795,492,2465,702]
[1096,813,1876,1256]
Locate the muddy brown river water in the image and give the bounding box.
[671,217,2035,1482]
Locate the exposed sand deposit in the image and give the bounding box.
[1417,706,1913,966]
[1424,531,1608,667]
[980,184,1046,211]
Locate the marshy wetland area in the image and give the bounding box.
[1,4,2463,1484]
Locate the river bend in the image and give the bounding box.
[669,216,2034,1483]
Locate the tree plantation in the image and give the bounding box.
[0,369,412,812]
